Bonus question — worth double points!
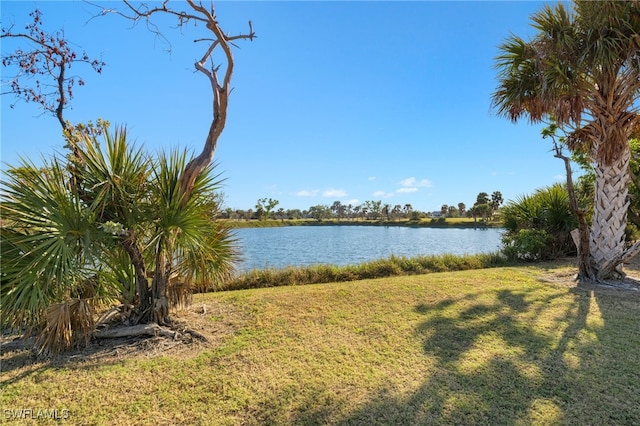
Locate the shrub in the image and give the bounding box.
[501,184,577,260]
[502,229,554,261]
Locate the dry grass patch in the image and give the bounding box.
[2,264,640,425]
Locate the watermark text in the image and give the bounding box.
[4,408,70,420]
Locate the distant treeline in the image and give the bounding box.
[222,217,503,229]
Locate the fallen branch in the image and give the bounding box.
[94,324,177,340]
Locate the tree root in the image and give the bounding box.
[94,323,177,340]
[93,323,209,343]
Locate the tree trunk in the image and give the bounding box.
[121,231,151,321]
[591,144,631,280]
[554,145,594,279]
[152,239,171,325]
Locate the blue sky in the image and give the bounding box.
[1,1,567,213]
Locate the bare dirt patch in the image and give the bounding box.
[0,299,246,372]
[536,257,640,294]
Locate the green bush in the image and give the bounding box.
[502,229,554,261]
[501,184,577,260]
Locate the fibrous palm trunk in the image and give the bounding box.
[152,237,171,325]
[590,143,631,280]
[121,231,151,321]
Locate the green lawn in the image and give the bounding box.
[2,264,640,425]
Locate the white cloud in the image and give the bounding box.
[397,187,418,193]
[399,177,432,188]
[373,191,394,198]
[295,189,320,197]
[323,188,347,198]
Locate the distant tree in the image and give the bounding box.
[360,201,370,219]
[309,204,332,221]
[255,198,279,220]
[360,204,369,220]
[410,210,423,221]
[353,205,362,220]
[392,204,402,220]
[286,209,303,220]
[470,203,491,223]
[370,200,383,219]
[476,192,490,206]
[330,201,346,219]
[490,191,504,212]
[382,204,391,221]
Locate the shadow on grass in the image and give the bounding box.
[0,337,133,387]
[290,284,640,425]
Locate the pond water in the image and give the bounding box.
[233,225,504,272]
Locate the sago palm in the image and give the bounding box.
[492,0,640,280]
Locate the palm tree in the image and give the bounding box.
[490,191,503,212]
[403,204,413,218]
[147,149,238,324]
[78,128,153,317]
[353,205,362,220]
[78,131,237,322]
[502,184,578,260]
[492,1,640,280]
[1,158,119,353]
[382,204,391,221]
[1,127,238,351]
[392,204,402,221]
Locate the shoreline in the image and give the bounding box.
[223,218,503,229]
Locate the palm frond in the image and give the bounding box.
[35,298,95,355]
[79,126,152,227]
[1,158,105,329]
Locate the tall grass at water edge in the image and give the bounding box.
[221,252,509,291]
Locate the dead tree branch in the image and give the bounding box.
[545,125,595,280]
[94,0,255,199]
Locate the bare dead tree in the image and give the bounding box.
[96,0,255,324]
[101,0,255,195]
[547,132,594,280]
